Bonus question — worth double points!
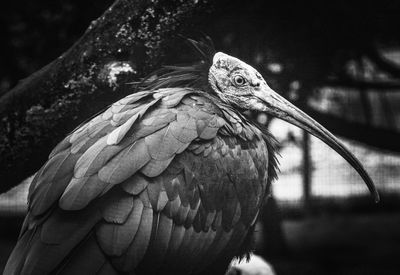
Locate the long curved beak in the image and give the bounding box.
[254,87,380,203]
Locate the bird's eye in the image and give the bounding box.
[233,75,246,86]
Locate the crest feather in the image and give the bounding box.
[139,37,215,92]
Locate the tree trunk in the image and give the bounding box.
[0,0,212,193]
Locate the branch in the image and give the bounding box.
[0,0,211,193]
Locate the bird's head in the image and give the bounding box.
[209,52,380,202]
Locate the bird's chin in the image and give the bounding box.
[249,100,269,112]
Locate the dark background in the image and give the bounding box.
[1,1,400,274]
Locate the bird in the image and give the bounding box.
[4,39,379,275]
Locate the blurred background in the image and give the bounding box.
[1,0,400,274]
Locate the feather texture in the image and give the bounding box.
[121,173,149,195]
[29,152,80,215]
[59,174,108,210]
[55,234,107,275]
[101,188,134,224]
[98,138,151,184]
[5,84,277,275]
[96,198,143,256]
[112,205,153,271]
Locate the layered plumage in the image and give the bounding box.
[5,89,278,274]
[5,38,378,275]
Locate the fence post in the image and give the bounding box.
[302,130,312,210]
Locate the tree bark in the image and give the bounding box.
[0,0,211,193]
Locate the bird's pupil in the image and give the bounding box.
[235,76,244,85]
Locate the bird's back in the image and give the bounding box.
[4,88,277,275]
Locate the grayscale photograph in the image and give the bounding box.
[0,1,399,274]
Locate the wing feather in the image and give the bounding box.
[73,135,124,179]
[162,224,186,266]
[163,195,181,218]
[40,204,101,245]
[59,174,108,210]
[170,112,198,143]
[96,262,119,275]
[174,226,195,265]
[106,112,140,145]
[147,180,169,211]
[198,228,233,270]
[159,88,194,107]
[145,126,186,160]
[197,115,226,139]
[141,156,175,177]
[185,199,200,228]
[30,151,80,215]
[55,234,108,275]
[107,97,161,145]
[3,228,38,275]
[101,188,134,224]
[121,173,149,195]
[18,205,102,274]
[98,138,151,184]
[96,198,143,256]
[144,213,174,271]
[180,230,206,272]
[164,176,180,201]
[191,229,217,273]
[112,205,153,271]
[48,137,71,159]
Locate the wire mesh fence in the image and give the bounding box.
[270,119,400,211]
